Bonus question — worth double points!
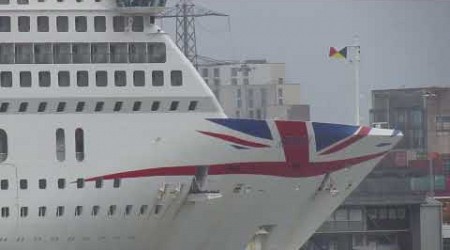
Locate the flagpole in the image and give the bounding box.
[348,37,361,125]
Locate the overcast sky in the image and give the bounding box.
[162,0,450,124]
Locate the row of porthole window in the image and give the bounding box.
[0,42,166,65]
[0,204,151,218]
[0,15,151,33]
[0,100,198,114]
[0,70,181,88]
[0,178,121,190]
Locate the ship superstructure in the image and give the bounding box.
[0,1,401,250]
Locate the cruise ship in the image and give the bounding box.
[0,0,402,249]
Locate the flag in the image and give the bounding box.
[329,47,347,59]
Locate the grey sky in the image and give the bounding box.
[162,0,450,124]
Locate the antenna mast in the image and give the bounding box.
[159,0,228,68]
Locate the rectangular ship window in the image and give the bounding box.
[37,16,49,32]
[57,102,66,112]
[152,71,164,86]
[113,16,125,32]
[95,102,104,112]
[34,43,53,64]
[15,43,33,64]
[77,71,89,87]
[38,102,47,112]
[75,16,87,32]
[0,16,10,32]
[129,43,146,63]
[0,0,9,5]
[171,70,183,86]
[110,43,128,63]
[18,16,30,32]
[17,0,29,4]
[132,16,144,32]
[188,101,198,111]
[0,179,8,190]
[38,206,46,217]
[94,16,106,32]
[96,71,108,87]
[19,102,28,112]
[0,43,14,64]
[0,71,12,87]
[133,71,145,86]
[39,71,51,87]
[56,16,69,32]
[91,43,109,63]
[148,43,166,63]
[76,102,85,112]
[151,101,160,111]
[20,207,28,218]
[0,103,8,112]
[20,71,31,87]
[72,43,90,64]
[170,101,179,111]
[133,101,141,111]
[53,43,71,64]
[19,179,27,189]
[38,179,46,189]
[114,71,126,86]
[58,71,70,87]
[113,102,123,112]
[57,178,65,189]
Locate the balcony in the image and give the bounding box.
[115,0,167,14]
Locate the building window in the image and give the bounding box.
[152,71,164,86]
[133,71,145,87]
[0,71,12,87]
[129,43,146,63]
[0,130,10,161]
[0,0,9,5]
[20,71,31,87]
[15,43,33,64]
[0,103,8,112]
[231,78,238,85]
[37,102,47,112]
[38,179,46,189]
[18,16,30,32]
[39,71,51,87]
[56,16,68,32]
[20,207,28,218]
[133,101,141,111]
[113,102,123,112]
[58,71,70,87]
[56,206,64,217]
[148,43,166,63]
[92,206,100,216]
[38,206,46,217]
[1,207,9,218]
[132,16,144,32]
[56,128,65,161]
[37,16,49,32]
[76,178,84,189]
[0,43,14,64]
[96,71,108,87]
[91,43,109,63]
[17,0,29,4]
[35,43,52,64]
[170,70,183,86]
[58,178,65,189]
[0,16,10,32]
[76,102,85,112]
[151,101,160,111]
[113,16,125,32]
[108,205,117,216]
[243,78,249,85]
[19,102,28,112]
[77,71,89,87]
[75,16,87,32]
[95,102,104,112]
[75,206,83,216]
[94,16,106,32]
[0,179,8,190]
[72,43,90,63]
[437,116,450,131]
[114,71,126,86]
[110,43,127,63]
[113,178,121,188]
[188,101,198,111]
[202,68,208,77]
[53,43,71,64]
[75,128,84,162]
[95,178,103,188]
[57,102,66,112]
[213,79,220,86]
[169,101,179,111]
[19,179,27,190]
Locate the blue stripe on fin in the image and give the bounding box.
[207,119,273,140]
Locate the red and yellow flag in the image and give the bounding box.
[329,47,347,59]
